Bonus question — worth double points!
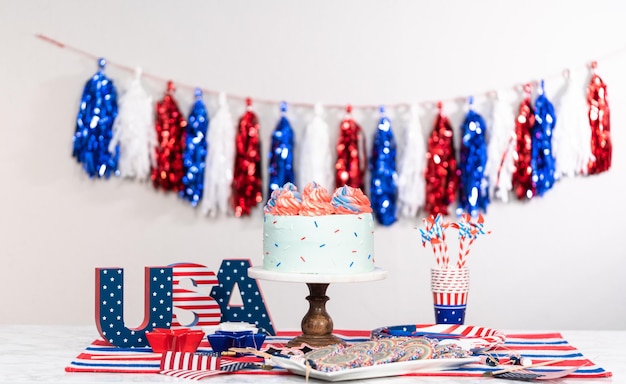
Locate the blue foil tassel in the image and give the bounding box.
[532,80,557,196]
[181,88,209,206]
[268,101,295,197]
[370,106,398,226]
[72,58,119,178]
[458,97,489,217]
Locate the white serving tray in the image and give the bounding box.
[271,355,480,382]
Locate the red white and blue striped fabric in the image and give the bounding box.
[66,330,612,379]
[160,351,223,380]
[159,351,253,380]
[160,351,221,371]
[170,263,221,328]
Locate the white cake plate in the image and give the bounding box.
[248,267,387,283]
[248,267,387,347]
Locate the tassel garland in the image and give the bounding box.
[109,67,155,181]
[72,58,119,178]
[369,106,398,226]
[63,49,615,223]
[232,98,263,217]
[530,80,557,196]
[397,104,427,218]
[152,81,186,192]
[267,101,296,198]
[298,103,333,189]
[181,88,209,206]
[553,70,591,178]
[201,93,235,217]
[485,93,516,203]
[335,105,366,190]
[512,85,535,200]
[424,102,458,217]
[586,62,612,174]
[458,97,489,216]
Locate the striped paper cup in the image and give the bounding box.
[431,267,470,325]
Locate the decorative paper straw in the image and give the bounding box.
[420,213,490,269]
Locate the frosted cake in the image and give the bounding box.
[263,182,375,274]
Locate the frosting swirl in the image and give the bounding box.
[264,183,302,215]
[300,182,335,216]
[331,185,373,214]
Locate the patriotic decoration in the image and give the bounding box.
[512,84,536,200]
[201,92,235,217]
[531,80,557,196]
[210,259,276,335]
[232,98,263,217]
[485,93,516,203]
[94,260,274,348]
[397,104,427,218]
[66,329,612,379]
[152,81,187,192]
[145,328,205,353]
[419,214,490,269]
[159,351,255,380]
[458,97,489,217]
[72,58,119,178]
[552,70,590,179]
[424,102,458,217]
[586,61,612,174]
[181,88,209,206]
[369,105,398,226]
[420,214,490,324]
[298,103,333,190]
[95,267,174,348]
[335,105,366,190]
[108,66,156,181]
[170,263,221,328]
[50,33,614,224]
[267,101,296,198]
[430,267,470,324]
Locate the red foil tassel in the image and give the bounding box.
[424,103,458,216]
[151,81,186,191]
[587,62,612,174]
[512,85,535,200]
[232,98,263,217]
[335,105,366,190]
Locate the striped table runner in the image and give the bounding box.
[66,330,612,379]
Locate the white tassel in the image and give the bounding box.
[297,103,333,189]
[201,93,235,217]
[397,104,426,218]
[109,67,156,180]
[553,70,593,177]
[485,93,516,203]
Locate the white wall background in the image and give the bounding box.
[1,0,625,332]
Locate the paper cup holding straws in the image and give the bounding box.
[431,267,470,325]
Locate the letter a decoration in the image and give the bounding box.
[211,259,276,335]
[95,267,173,347]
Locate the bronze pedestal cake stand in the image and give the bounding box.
[248,267,387,347]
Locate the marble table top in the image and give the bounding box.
[0,325,623,383]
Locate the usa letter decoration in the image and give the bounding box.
[95,267,174,348]
[170,262,221,328]
[211,259,276,335]
[95,260,275,348]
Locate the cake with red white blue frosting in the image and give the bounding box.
[262,182,375,274]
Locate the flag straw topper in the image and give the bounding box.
[419,213,490,269]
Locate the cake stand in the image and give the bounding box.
[248,267,387,347]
